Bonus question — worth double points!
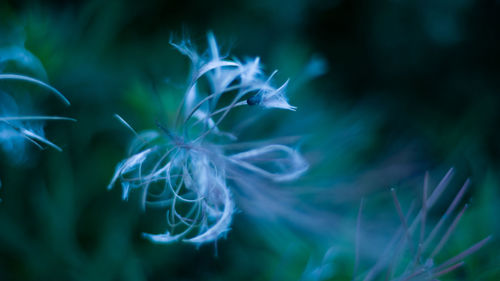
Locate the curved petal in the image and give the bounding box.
[229,144,308,182]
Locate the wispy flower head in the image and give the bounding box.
[0,44,73,162]
[109,33,307,245]
[0,41,73,195]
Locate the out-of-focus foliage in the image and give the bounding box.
[0,0,498,280]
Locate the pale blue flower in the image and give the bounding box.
[0,45,73,159]
[0,43,74,199]
[109,33,307,245]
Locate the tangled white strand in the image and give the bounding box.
[108,33,308,245]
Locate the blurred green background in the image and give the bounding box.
[0,0,499,280]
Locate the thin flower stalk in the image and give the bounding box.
[356,169,490,281]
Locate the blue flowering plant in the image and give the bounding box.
[108,33,308,245]
[0,43,73,189]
